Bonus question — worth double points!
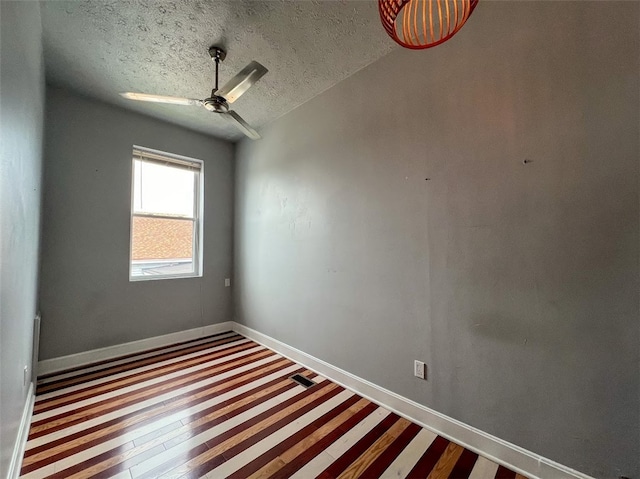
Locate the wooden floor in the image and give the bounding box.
[22,332,527,479]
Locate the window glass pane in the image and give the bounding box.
[131,216,194,277]
[133,160,195,217]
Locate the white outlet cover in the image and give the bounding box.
[224,278,231,287]
[414,360,426,380]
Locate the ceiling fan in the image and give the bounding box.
[120,46,267,140]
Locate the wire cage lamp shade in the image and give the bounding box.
[379,0,479,49]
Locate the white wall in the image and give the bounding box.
[235,2,639,477]
[0,2,45,476]
[39,87,235,360]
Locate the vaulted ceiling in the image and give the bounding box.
[41,1,397,141]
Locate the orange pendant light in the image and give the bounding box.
[379,0,479,49]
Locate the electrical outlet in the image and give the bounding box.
[23,366,29,387]
[224,278,231,287]
[414,360,426,380]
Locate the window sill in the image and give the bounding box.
[129,273,202,282]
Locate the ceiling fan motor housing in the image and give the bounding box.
[203,95,229,113]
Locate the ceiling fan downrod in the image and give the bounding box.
[208,46,226,94]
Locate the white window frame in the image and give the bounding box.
[129,146,204,281]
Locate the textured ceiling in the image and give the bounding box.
[41,0,397,141]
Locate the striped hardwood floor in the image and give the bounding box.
[22,331,527,479]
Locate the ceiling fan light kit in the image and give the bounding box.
[120,46,267,140]
[378,0,479,49]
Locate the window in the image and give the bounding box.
[129,147,203,280]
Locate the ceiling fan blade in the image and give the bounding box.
[222,110,261,140]
[120,92,202,106]
[215,61,268,104]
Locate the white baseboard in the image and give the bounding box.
[37,322,234,376]
[232,322,594,479]
[7,382,35,479]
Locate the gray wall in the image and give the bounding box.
[0,2,45,477]
[40,87,235,360]
[235,2,639,477]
